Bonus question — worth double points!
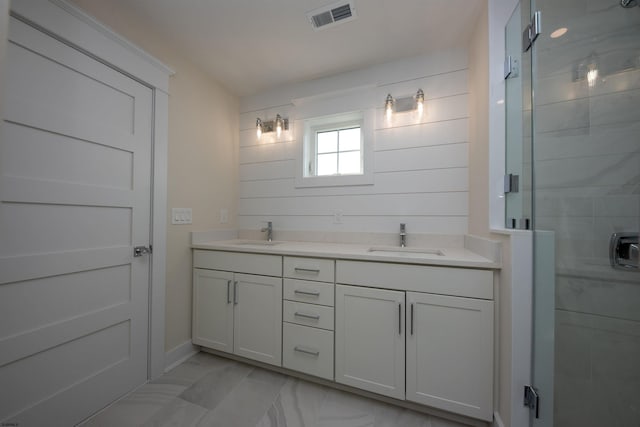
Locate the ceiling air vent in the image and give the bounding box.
[307,1,357,31]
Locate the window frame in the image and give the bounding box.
[295,110,374,188]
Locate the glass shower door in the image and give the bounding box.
[530,1,640,426]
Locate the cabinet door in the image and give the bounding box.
[233,273,283,366]
[192,269,234,352]
[335,284,405,399]
[406,292,494,421]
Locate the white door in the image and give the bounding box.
[406,292,494,421]
[233,273,283,366]
[0,16,153,426]
[335,284,405,400]
[192,269,234,352]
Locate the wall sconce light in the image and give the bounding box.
[255,115,289,139]
[384,89,425,119]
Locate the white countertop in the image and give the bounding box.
[192,239,501,269]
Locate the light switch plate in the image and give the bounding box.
[172,208,192,225]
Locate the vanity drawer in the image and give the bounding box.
[283,300,334,330]
[284,256,335,282]
[283,279,335,307]
[194,250,282,277]
[283,322,334,380]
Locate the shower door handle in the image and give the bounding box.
[610,232,639,271]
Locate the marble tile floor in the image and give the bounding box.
[80,352,471,427]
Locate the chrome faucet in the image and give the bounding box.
[261,221,273,242]
[400,223,406,248]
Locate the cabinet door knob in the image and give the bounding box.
[398,303,402,335]
[227,280,232,304]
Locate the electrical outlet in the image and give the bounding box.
[171,208,192,225]
[333,211,343,224]
[219,208,229,224]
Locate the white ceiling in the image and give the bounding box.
[99,0,485,97]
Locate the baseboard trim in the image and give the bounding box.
[164,341,199,372]
[493,411,506,427]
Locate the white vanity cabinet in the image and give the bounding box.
[192,268,234,353]
[335,284,406,400]
[406,292,494,421]
[192,246,497,422]
[282,256,335,380]
[192,250,283,367]
[335,260,494,421]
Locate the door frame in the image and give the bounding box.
[6,0,174,380]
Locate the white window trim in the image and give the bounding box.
[295,109,374,188]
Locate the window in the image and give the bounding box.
[313,124,362,176]
[295,110,374,188]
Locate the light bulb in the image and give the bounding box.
[587,67,598,88]
[416,89,424,116]
[550,27,567,39]
[275,114,283,137]
[256,118,263,139]
[584,53,600,89]
[385,94,393,121]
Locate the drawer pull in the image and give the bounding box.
[294,311,320,320]
[294,346,320,357]
[294,289,320,297]
[294,267,321,274]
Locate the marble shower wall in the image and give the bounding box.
[531,1,640,425]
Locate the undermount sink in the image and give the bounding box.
[367,246,445,256]
[231,240,282,246]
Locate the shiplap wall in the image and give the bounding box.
[238,50,471,234]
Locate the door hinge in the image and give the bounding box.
[524,385,540,418]
[504,173,520,193]
[522,11,541,52]
[504,56,519,79]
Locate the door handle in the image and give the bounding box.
[133,245,152,257]
[610,232,639,271]
[410,303,414,335]
[227,280,232,304]
[233,281,238,305]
